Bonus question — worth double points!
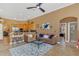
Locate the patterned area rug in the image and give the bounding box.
[10,43,53,56]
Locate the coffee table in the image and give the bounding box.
[31,40,43,49]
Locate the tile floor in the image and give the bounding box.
[0,41,79,56]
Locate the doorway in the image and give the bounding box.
[0,23,3,40]
[60,17,77,44]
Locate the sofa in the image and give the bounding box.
[37,34,57,45]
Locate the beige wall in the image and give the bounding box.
[28,3,79,41]
[2,3,79,44]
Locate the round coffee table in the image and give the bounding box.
[32,40,43,49]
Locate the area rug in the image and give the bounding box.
[10,43,53,56]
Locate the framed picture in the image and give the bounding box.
[41,23,50,30]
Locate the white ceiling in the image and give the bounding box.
[0,3,73,21]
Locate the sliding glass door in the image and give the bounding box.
[68,22,77,42]
[60,22,77,43]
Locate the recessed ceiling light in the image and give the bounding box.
[0,9,3,12]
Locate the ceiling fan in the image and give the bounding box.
[26,3,45,12]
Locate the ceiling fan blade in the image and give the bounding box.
[36,3,42,6]
[27,7,36,9]
[39,8,45,12]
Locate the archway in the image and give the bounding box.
[60,17,78,45]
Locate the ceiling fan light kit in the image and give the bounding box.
[26,3,45,12]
